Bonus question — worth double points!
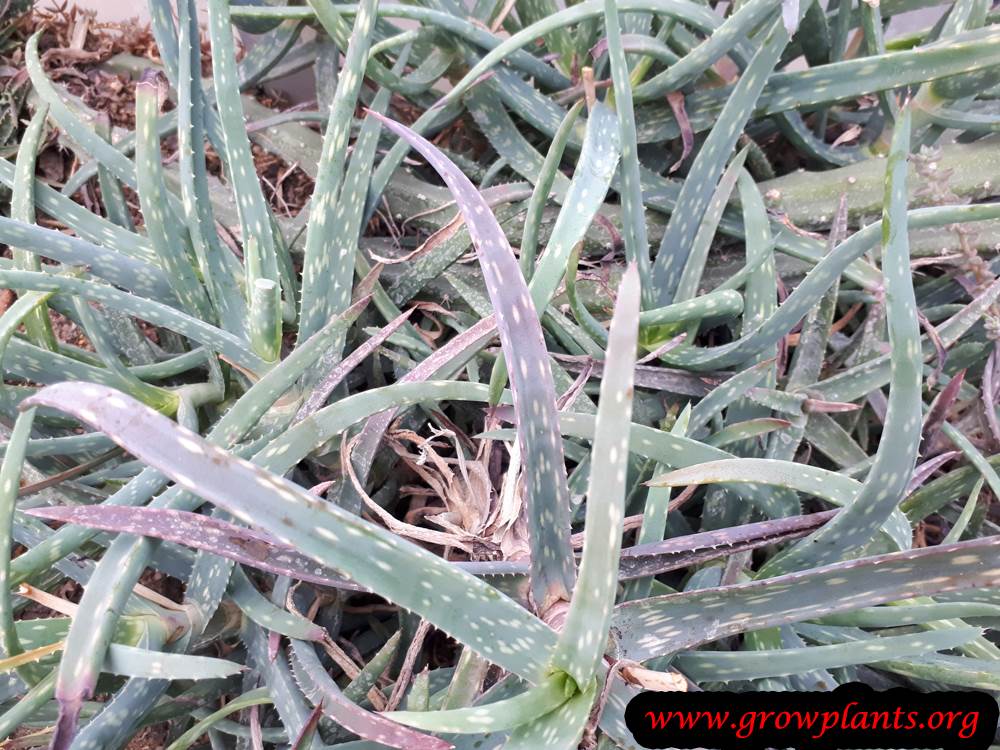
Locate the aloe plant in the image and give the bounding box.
[2,0,1000,747]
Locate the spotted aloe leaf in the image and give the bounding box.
[366,111,575,611]
[650,18,787,307]
[9,106,56,351]
[134,71,214,323]
[297,0,379,342]
[759,108,922,578]
[613,536,1000,661]
[0,409,47,686]
[650,457,911,550]
[551,264,640,690]
[21,383,560,682]
[489,100,621,404]
[25,505,364,592]
[675,627,983,683]
[386,673,571,734]
[205,0,281,360]
[503,681,596,750]
[25,501,831,591]
[289,640,452,750]
[605,0,651,288]
[163,688,271,750]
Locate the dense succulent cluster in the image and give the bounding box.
[1,0,1000,747]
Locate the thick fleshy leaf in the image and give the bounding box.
[21,383,560,682]
[551,264,640,688]
[613,537,1000,661]
[366,111,575,610]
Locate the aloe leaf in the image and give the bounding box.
[688,359,775,435]
[565,244,611,347]
[290,640,451,750]
[22,383,560,682]
[503,680,595,750]
[613,537,1000,661]
[619,510,835,581]
[943,476,982,544]
[0,219,176,304]
[365,112,576,611]
[938,422,1000,502]
[521,103,583,280]
[242,624,323,750]
[796,623,1000,690]
[165,687,271,750]
[205,0,280,358]
[623,409,688,601]
[134,71,215,323]
[605,0,650,290]
[635,0,779,100]
[297,0,378,342]
[819,601,1000,627]
[651,457,910,550]
[102,644,242,681]
[23,501,828,589]
[675,627,983,682]
[650,18,786,306]
[0,408,47,686]
[551,264,639,689]
[71,296,179,414]
[302,50,421,371]
[10,106,57,351]
[26,505,364,593]
[175,0,247,335]
[387,674,569,733]
[859,0,899,124]
[227,566,326,642]
[704,418,791,448]
[672,147,750,307]
[0,271,266,375]
[759,26,1000,115]
[529,104,622,316]
[0,668,55,741]
[760,109,921,577]
[0,290,54,385]
[0,160,153,263]
[488,411,798,518]
[489,100,621,401]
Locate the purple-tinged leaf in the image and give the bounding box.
[614,537,1000,661]
[617,510,836,580]
[906,451,960,495]
[290,640,453,750]
[26,503,833,590]
[984,343,1000,447]
[288,703,324,750]
[344,314,498,513]
[921,369,966,457]
[294,308,415,422]
[25,505,366,594]
[21,383,559,683]
[366,110,575,611]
